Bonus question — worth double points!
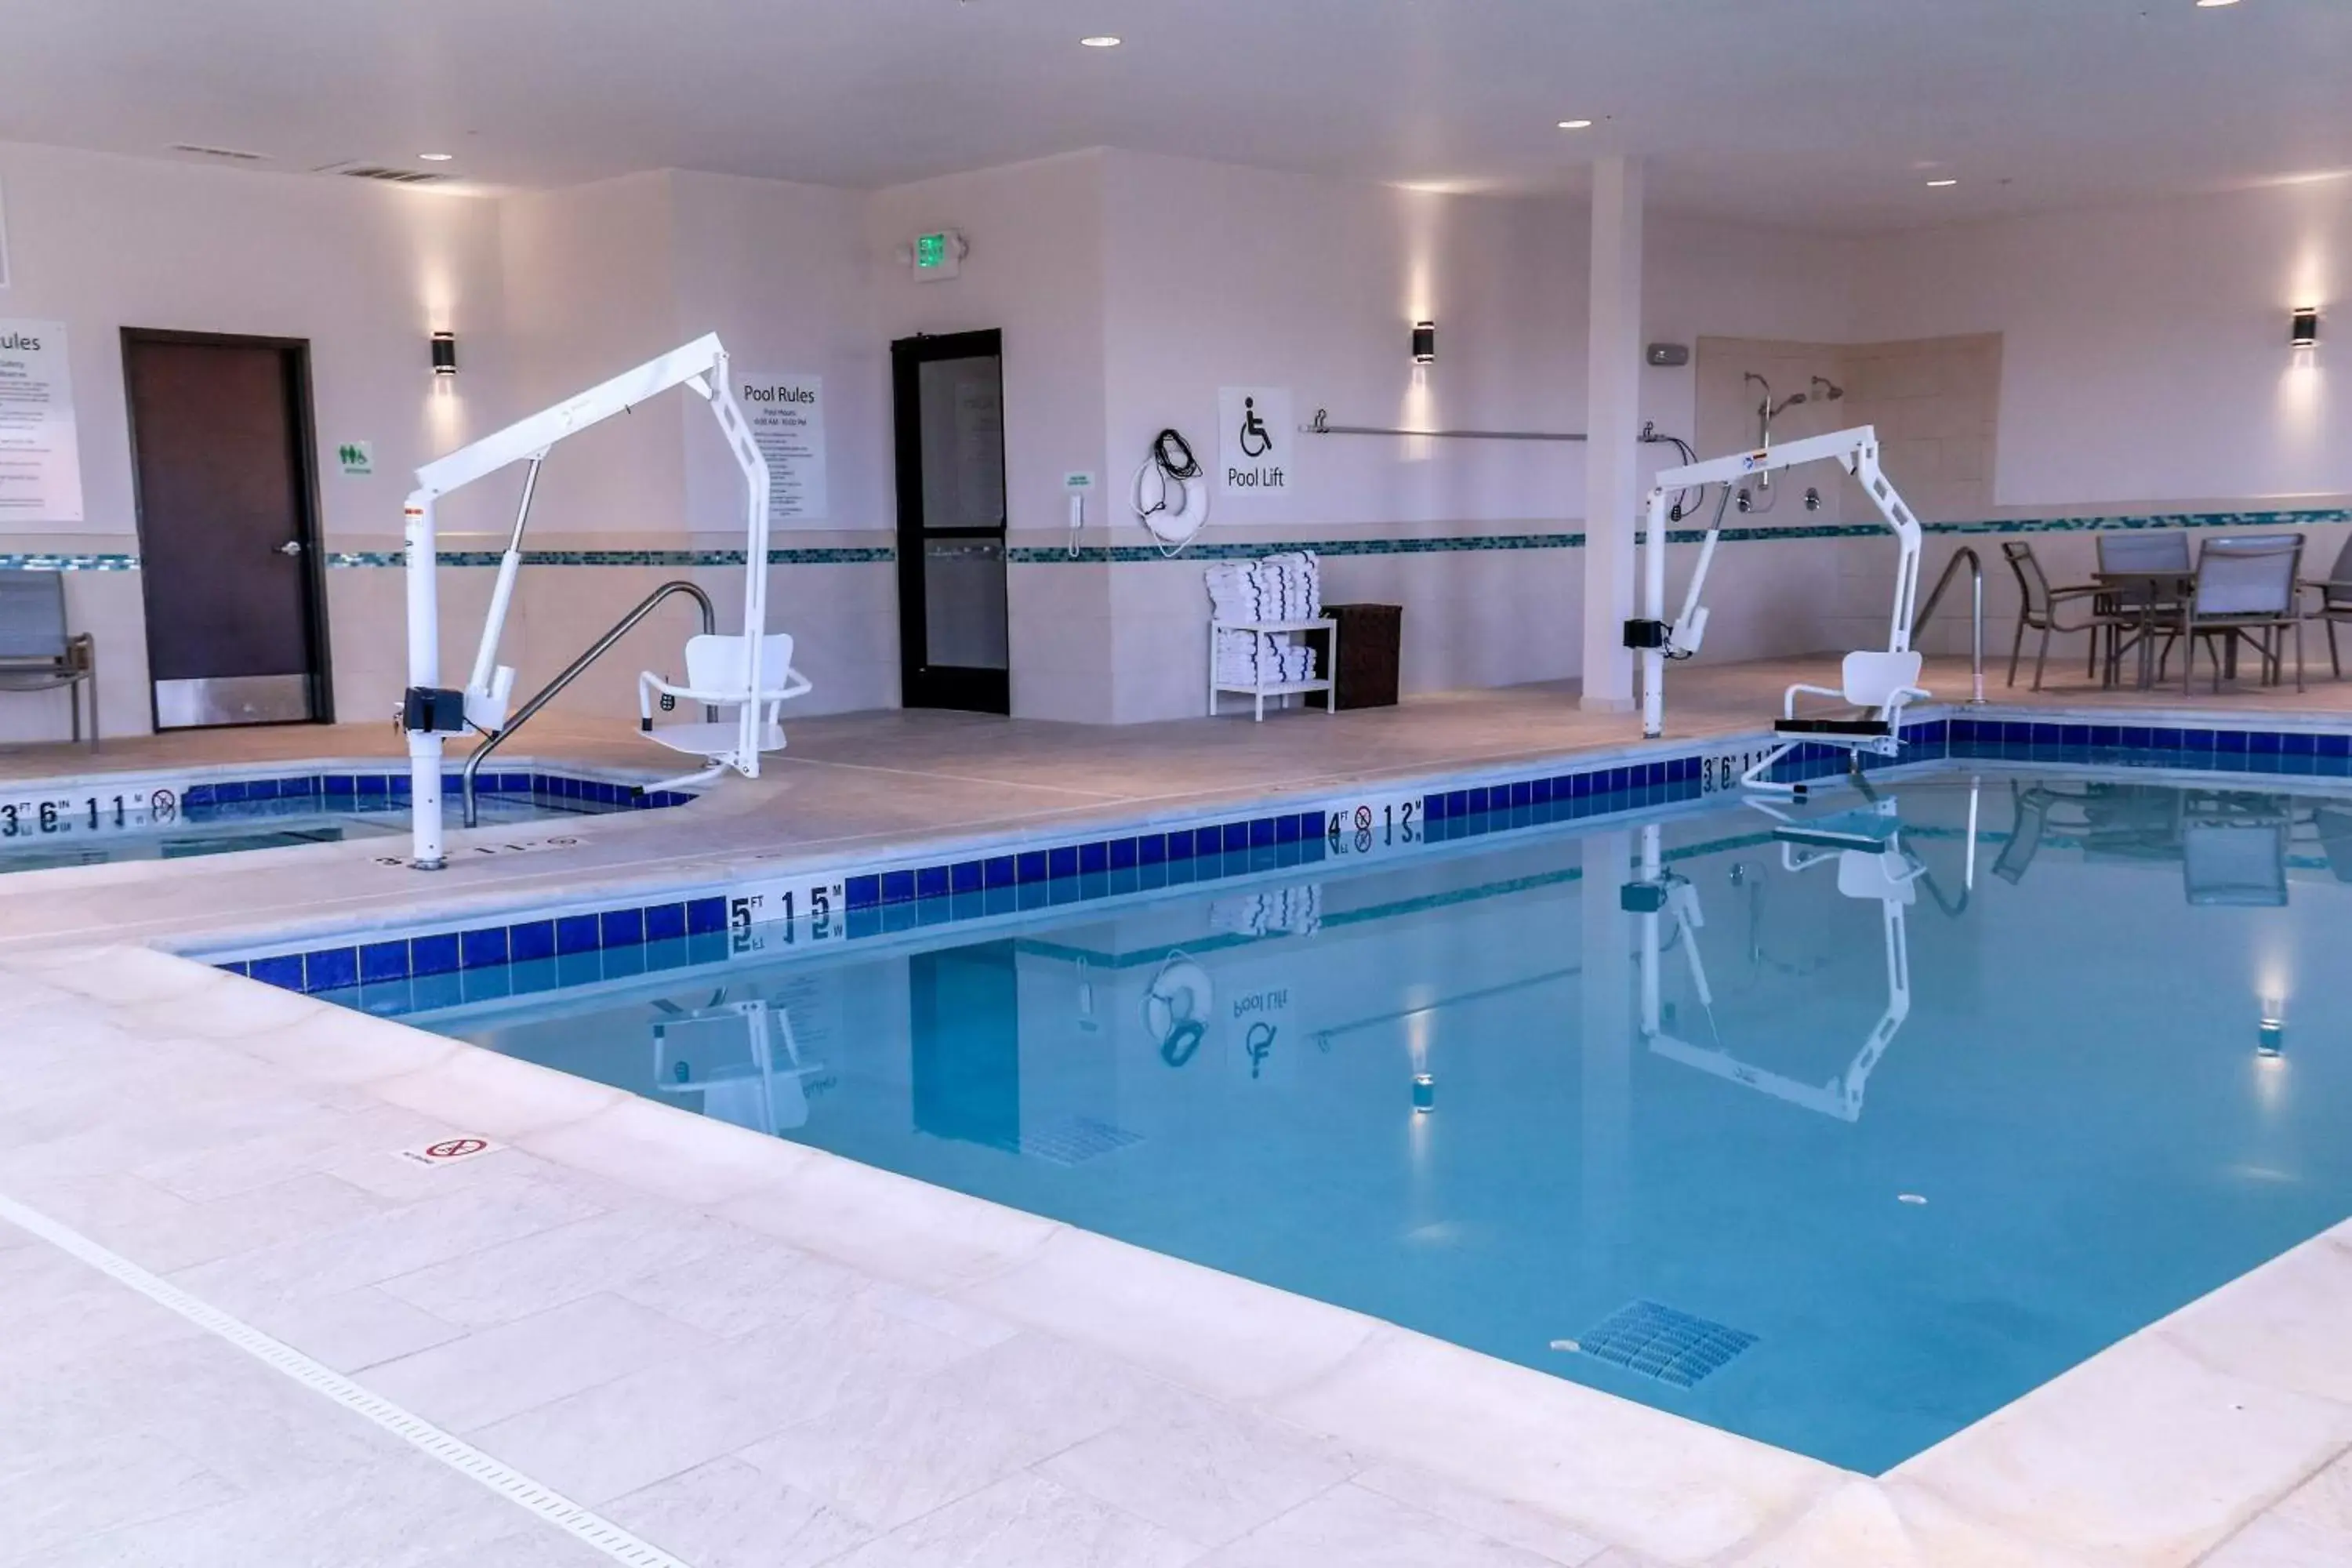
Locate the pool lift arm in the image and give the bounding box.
[399,334,771,869]
[1624,426,1929,790]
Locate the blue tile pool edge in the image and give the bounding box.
[190,724,1933,995]
[192,709,2352,999]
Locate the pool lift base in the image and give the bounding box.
[1622,426,1929,792]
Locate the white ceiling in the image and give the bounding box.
[2,0,2347,232]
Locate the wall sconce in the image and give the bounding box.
[1411,321,1436,365]
[430,330,458,376]
[1411,1072,1436,1113]
[2290,307,2319,348]
[2258,1007,2286,1059]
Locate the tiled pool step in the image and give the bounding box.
[180,769,695,811]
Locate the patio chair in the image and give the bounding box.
[2161,535,2305,695]
[2002,541,2122,691]
[2094,531,2192,684]
[2299,532,2352,678]
[0,569,98,746]
[2096,531,2193,575]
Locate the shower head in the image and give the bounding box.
[1810,376,1846,401]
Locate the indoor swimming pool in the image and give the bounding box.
[318,765,2352,1475]
[0,768,674,873]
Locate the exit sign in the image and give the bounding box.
[911,229,964,281]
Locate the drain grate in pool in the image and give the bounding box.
[1016,1116,1145,1167]
[1570,1300,1757,1388]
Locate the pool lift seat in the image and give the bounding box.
[1741,649,1932,796]
[637,632,813,793]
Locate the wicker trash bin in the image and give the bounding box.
[1310,603,1402,710]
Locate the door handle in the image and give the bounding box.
[275,540,304,557]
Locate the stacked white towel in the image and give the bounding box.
[1208,883,1323,937]
[1213,630,1317,688]
[1208,553,1323,688]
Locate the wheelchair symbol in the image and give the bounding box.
[1238,397,1273,459]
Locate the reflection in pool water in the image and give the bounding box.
[376,769,2352,1473]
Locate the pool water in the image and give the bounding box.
[360,767,2352,1473]
[0,789,627,873]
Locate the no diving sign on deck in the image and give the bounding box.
[397,1136,500,1169]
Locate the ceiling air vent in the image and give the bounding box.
[168,143,269,162]
[335,165,449,186]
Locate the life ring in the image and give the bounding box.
[1131,429,1211,552]
[1143,952,1214,1066]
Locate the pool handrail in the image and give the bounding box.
[459,579,716,829]
[1912,546,1986,703]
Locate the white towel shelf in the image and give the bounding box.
[1209,616,1338,722]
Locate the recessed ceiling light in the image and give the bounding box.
[1080,35,1121,48]
[1557,119,1595,130]
[1926,178,1958,187]
[2195,1,2241,8]
[419,152,454,162]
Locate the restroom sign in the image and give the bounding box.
[1218,387,1293,497]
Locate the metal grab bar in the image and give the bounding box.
[460,580,716,829]
[1297,407,1587,444]
[1911,546,1986,704]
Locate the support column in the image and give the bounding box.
[1579,156,1643,713]
[1579,828,1633,1271]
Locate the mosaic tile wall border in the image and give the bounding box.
[321,546,897,568]
[13,508,2348,572]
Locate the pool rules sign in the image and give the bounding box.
[740,373,827,522]
[1218,386,1292,499]
[0,320,84,523]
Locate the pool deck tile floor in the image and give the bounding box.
[5,654,2352,1565]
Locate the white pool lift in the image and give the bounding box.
[399,334,808,869]
[1624,426,1929,793]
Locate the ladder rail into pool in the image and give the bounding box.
[459,580,717,829]
[1911,546,1987,705]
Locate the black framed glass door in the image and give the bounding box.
[891,330,1010,713]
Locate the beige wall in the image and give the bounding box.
[1693,333,2003,662]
